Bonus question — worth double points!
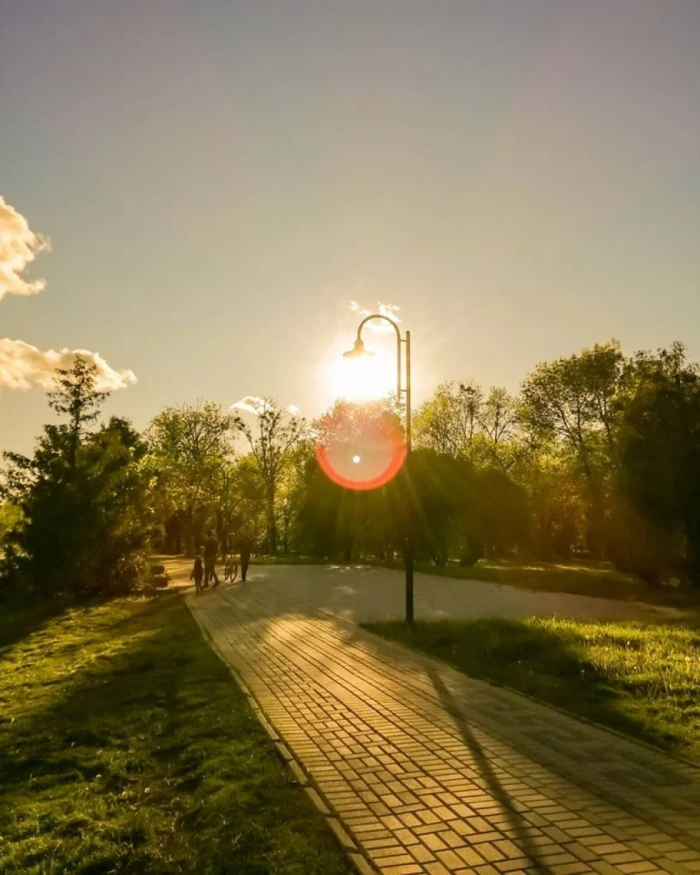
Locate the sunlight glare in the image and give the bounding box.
[329,347,395,402]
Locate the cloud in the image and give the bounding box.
[0,196,137,394]
[231,395,273,416]
[350,300,401,333]
[0,339,137,391]
[230,396,302,417]
[0,196,51,301]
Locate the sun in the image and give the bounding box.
[329,347,396,402]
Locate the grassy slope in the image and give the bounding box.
[367,617,700,763]
[0,594,352,875]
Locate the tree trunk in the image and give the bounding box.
[267,487,277,554]
[215,508,225,553]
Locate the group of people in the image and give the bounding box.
[190,529,253,594]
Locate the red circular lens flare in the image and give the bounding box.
[316,418,407,491]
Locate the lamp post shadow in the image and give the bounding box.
[425,662,554,874]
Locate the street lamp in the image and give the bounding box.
[344,314,414,626]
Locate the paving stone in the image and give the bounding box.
[422,833,449,852]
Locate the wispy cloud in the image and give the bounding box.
[0,196,51,301]
[350,300,401,333]
[0,339,137,391]
[231,395,273,416]
[230,396,302,417]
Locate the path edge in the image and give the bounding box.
[183,593,378,875]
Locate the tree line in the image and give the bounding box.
[2,338,700,599]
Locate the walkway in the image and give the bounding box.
[185,571,700,874]
[181,562,682,623]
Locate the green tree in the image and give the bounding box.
[2,360,150,598]
[146,402,238,553]
[519,341,625,555]
[236,400,305,554]
[616,343,700,585]
[48,355,110,471]
[414,381,483,458]
[276,440,313,553]
[517,448,585,559]
[414,381,520,470]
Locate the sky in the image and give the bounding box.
[2,0,700,454]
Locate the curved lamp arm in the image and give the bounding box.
[355,314,403,402]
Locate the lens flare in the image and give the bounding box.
[316,412,407,491]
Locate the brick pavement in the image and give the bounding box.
[186,579,700,875]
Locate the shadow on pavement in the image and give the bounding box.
[425,662,554,873]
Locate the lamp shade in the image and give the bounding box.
[343,337,375,359]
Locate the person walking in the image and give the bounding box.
[203,529,220,589]
[238,532,255,582]
[190,552,205,594]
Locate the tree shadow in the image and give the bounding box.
[0,593,94,653]
[1,593,352,875]
[367,617,700,765]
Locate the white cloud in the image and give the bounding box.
[231,395,273,416]
[0,339,137,391]
[0,196,137,394]
[350,300,401,333]
[230,396,302,417]
[0,196,50,301]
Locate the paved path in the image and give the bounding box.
[180,568,700,874]
[175,562,682,623]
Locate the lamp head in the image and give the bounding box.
[343,337,375,359]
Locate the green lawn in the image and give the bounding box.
[367,617,700,763]
[0,594,352,874]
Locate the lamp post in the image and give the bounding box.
[343,315,414,626]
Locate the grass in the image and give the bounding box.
[0,593,353,874]
[367,617,700,763]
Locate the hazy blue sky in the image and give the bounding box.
[2,0,700,452]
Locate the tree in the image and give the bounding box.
[48,355,109,471]
[146,402,238,553]
[2,369,150,598]
[480,387,518,450]
[414,381,521,470]
[226,455,267,548]
[519,341,625,555]
[414,381,483,458]
[236,399,305,553]
[517,448,585,559]
[519,341,624,469]
[276,440,313,553]
[616,343,700,585]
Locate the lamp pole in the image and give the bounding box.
[345,315,414,626]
